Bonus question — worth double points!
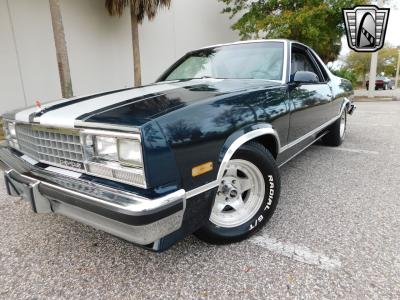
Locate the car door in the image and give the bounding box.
[288,45,333,143]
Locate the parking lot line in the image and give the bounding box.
[350,122,393,127]
[356,111,397,114]
[315,146,379,155]
[249,235,342,271]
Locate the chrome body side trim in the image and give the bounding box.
[280,114,339,153]
[186,180,219,199]
[278,132,328,168]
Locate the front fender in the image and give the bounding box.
[216,123,280,181]
[153,86,288,192]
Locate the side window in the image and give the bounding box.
[308,50,330,82]
[291,48,323,82]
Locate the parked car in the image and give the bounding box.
[366,76,393,90]
[0,40,355,251]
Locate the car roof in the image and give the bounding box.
[199,39,301,50]
[197,39,318,50]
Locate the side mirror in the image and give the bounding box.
[291,71,319,84]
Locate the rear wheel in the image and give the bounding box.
[195,142,280,244]
[322,108,347,147]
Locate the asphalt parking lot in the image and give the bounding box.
[0,101,399,299]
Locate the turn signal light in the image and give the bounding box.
[192,162,213,177]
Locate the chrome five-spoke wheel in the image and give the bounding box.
[210,159,265,228]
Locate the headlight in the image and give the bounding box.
[118,139,142,167]
[8,122,16,137]
[81,130,146,187]
[3,121,19,149]
[95,136,118,161]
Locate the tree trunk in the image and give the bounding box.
[130,5,142,87]
[49,0,73,98]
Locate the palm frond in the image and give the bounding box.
[105,0,171,22]
[105,0,129,17]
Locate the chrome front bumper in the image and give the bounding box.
[0,146,186,247]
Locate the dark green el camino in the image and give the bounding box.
[0,40,355,251]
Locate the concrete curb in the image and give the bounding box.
[354,97,399,102]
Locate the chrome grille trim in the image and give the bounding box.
[15,124,85,171]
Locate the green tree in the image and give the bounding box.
[345,51,371,86]
[219,0,367,63]
[330,68,358,86]
[343,46,398,86]
[106,0,171,86]
[378,47,399,77]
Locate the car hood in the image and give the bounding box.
[8,79,281,129]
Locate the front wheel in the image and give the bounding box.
[195,142,281,244]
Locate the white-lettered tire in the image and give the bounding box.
[322,108,347,147]
[195,142,280,244]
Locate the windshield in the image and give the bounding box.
[163,42,284,81]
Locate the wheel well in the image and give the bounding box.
[251,134,279,159]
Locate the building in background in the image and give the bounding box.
[0,0,238,114]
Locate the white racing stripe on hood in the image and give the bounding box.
[13,90,107,123]
[39,80,205,128]
[14,98,70,123]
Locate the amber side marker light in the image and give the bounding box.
[192,162,213,177]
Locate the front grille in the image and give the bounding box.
[15,124,85,171]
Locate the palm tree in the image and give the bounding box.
[49,0,73,98]
[105,0,171,87]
